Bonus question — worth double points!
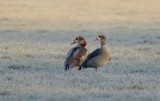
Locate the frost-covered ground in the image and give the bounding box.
[0,29,160,101]
[0,0,160,101]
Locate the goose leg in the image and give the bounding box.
[64,64,69,70]
[95,68,98,72]
[78,66,81,70]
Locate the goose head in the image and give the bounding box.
[71,36,87,47]
[94,34,106,45]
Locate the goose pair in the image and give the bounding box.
[64,35,111,71]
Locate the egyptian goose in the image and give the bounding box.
[78,34,111,71]
[64,36,89,70]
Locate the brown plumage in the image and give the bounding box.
[64,36,89,70]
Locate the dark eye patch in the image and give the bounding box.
[75,38,78,40]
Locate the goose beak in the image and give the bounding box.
[94,36,100,41]
[71,40,77,45]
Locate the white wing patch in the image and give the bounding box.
[79,51,89,59]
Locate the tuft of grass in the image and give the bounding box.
[0,91,11,96]
[7,76,13,81]
[1,56,11,60]
[127,84,144,90]
[8,65,31,70]
[112,84,145,91]
[23,53,34,58]
[0,70,4,74]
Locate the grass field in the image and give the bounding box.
[0,0,160,101]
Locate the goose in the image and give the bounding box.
[78,34,111,71]
[64,36,89,70]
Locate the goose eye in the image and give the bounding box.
[98,36,101,39]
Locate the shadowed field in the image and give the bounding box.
[0,0,160,101]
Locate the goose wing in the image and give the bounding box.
[79,48,101,68]
[64,47,80,70]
